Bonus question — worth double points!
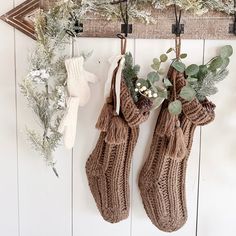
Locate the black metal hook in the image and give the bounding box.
[111,0,132,37]
[66,12,83,37]
[229,0,236,35]
[172,4,184,36]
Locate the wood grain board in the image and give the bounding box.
[1,0,236,40]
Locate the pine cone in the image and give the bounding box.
[136,95,153,113]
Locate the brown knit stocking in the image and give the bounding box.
[86,77,150,223]
[138,68,215,232]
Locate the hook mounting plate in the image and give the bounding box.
[121,23,132,35]
[74,22,83,34]
[172,24,184,36]
[229,23,236,35]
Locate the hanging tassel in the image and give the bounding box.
[166,120,187,161]
[105,115,128,144]
[95,103,113,131]
[155,108,176,137]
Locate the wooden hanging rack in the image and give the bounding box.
[1,0,236,40]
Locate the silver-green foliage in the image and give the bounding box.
[193,69,229,101]
[185,45,233,101]
[135,54,169,110]
[20,2,76,175]
[143,0,234,15]
[165,45,233,115]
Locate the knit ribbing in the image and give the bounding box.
[139,68,215,232]
[86,78,150,223]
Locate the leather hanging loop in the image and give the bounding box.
[117,33,127,55]
[175,36,181,59]
[121,37,127,55]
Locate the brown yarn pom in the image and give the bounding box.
[166,120,187,161]
[105,116,128,144]
[96,103,113,131]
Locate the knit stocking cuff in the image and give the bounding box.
[174,71,215,126]
[120,79,150,127]
[181,99,215,126]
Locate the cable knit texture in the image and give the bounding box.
[139,67,215,232]
[86,76,150,223]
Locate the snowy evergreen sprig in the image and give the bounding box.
[20,1,78,176]
[143,0,234,15]
[79,0,235,17]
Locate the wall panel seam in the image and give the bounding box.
[13,19,21,236]
[195,40,206,236]
[130,38,136,236]
[71,39,75,236]
[12,0,21,234]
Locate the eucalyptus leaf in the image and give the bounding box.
[172,61,186,73]
[209,56,223,71]
[166,48,174,54]
[168,100,182,115]
[157,87,168,99]
[220,45,233,58]
[153,58,160,64]
[221,57,230,70]
[198,65,209,79]
[185,64,199,76]
[180,86,196,101]
[151,63,160,71]
[187,77,198,83]
[147,71,160,83]
[199,65,208,73]
[180,53,187,59]
[160,54,168,62]
[150,85,158,93]
[164,78,172,87]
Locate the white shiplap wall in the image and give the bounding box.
[1,1,236,236]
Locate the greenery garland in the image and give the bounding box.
[147,0,234,15]
[20,1,80,176]
[134,44,233,116]
[20,0,234,176]
[75,0,235,19]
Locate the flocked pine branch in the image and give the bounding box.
[195,69,229,101]
[20,2,74,176]
[144,0,234,15]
